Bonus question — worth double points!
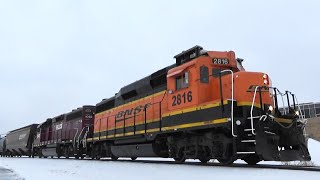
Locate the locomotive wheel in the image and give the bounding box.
[217,157,235,165]
[131,157,137,161]
[199,157,211,163]
[173,148,186,164]
[111,154,118,161]
[173,149,186,163]
[217,142,236,165]
[243,155,260,165]
[174,156,186,163]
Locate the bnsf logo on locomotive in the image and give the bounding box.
[247,85,270,92]
[116,103,151,120]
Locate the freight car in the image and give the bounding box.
[33,106,95,159]
[0,136,6,157]
[85,45,310,164]
[5,124,38,157]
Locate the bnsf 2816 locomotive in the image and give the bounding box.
[1,46,311,165]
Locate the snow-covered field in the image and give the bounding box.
[1,139,319,180]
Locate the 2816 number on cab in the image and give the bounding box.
[172,91,192,106]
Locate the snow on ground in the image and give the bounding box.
[307,139,320,165]
[0,139,319,180]
[0,167,23,180]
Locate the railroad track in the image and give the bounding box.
[59,157,320,172]
[4,156,320,172]
[101,159,320,172]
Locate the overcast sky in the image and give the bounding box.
[1,0,319,134]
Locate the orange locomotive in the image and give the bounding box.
[88,46,310,164]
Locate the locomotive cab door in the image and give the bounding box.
[167,64,198,111]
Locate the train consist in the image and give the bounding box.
[0,46,311,165]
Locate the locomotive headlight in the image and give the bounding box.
[263,74,270,85]
[268,105,274,112]
[263,74,268,79]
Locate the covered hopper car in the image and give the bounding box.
[0,136,6,157]
[5,124,38,157]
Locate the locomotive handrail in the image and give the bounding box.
[250,87,298,135]
[83,126,89,148]
[114,116,116,138]
[219,69,236,137]
[106,117,109,138]
[73,128,79,148]
[124,114,126,136]
[99,119,102,140]
[275,89,301,117]
[293,94,305,120]
[80,126,89,148]
[279,90,287,114]
[77,127,86,148]
[250,86,260,135]
[93,90,167,139]
[144,106,147,134]
[60,128,62,142]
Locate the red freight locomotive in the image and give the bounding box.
[33,106,95,159]
[1,46,310,165]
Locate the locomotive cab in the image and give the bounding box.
[167,46,245,111]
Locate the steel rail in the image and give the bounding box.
[24,156,320,172]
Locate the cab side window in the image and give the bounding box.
[200,66,209,83]
[212,68,231,78]
[176,72,189,90]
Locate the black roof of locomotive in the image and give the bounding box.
[96,64,175,113]
[52,114,66,123]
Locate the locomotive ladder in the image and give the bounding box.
[219,70,236,137]
[238,85,273,155]
[235,86,263,155]
[219,70,256,155]
[218,70,257,155]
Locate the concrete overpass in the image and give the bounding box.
[306,117,320,141]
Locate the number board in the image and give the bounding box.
[172,91,193,106]
[212,58,229,65]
